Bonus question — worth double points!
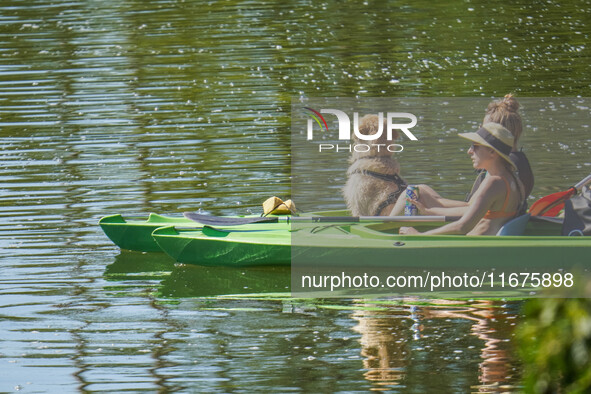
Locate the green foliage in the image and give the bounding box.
[517,297,591,393]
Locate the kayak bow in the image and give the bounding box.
[98,212,293,252]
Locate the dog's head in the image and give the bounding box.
[352,114,399,159]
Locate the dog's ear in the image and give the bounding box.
[376,121,399,145]
[356,114,386,142]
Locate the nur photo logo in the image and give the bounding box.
[304,107,418,153]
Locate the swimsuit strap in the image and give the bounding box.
[499,177,512,212]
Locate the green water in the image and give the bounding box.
[1,0,590,392]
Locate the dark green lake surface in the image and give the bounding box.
[1,0,590,392]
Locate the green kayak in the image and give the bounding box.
[151,216,590,268]
[98,210,350,252]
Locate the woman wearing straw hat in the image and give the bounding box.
[399,123,524,236]
[466,94,534,202]
[388,94,533,218]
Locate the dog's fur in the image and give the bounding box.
[342,114,406,216]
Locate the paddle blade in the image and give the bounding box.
[183,212,278,226]
[541,203,565,217]
[529,188,576,216]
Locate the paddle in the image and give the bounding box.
[184,213,277,225]
[529,174,591,216]
[184,212,460,226]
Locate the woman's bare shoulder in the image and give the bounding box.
[475,174,499,187]
[472,175,506,199]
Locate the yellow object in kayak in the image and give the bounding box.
[262,196,296,215]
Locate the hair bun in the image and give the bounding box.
[500,93,520,112]
[487,93,520,114]
[483,94,522,140]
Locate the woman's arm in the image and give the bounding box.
[432,197,469,208]
[389,184,469,216]
[405,198,469,216]
[417,204,469,217]
[414,184,469,209]
[404,194,469,216]
[400,177,504,235]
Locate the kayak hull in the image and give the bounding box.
[151,219,591,268]
[152,225,292,266]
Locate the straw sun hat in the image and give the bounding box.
[458,122,516,170]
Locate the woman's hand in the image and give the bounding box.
[399,226,420,235]
[406,197,432,215]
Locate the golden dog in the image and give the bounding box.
[342,114,407,216]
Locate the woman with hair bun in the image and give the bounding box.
[389,94,534,217]
[399,123,524,235]
[466,94,534,201]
